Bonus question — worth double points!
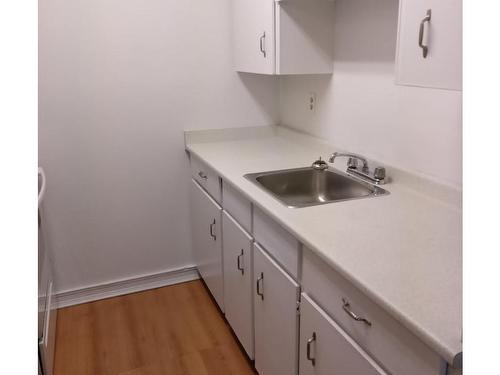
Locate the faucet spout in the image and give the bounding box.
[329,152,369,171]
[328,151,387,185]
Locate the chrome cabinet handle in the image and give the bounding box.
[418,9,432,58]
[342,298,372,326]
[38,167,47,205]
[259,32,266,57]
[237,249,244,274]
[256,272,264,300]
[198,171,208,180]
[209,219,216,241]
[306,332,316,366]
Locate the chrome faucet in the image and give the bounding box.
[329,152,369,172]
[329,152,386,185]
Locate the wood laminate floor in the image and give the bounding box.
[53,280,257,375]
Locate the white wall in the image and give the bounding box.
[39,0,279,293]
[279,0,462,187]
[40,0,461,293]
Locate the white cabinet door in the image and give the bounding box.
[233,0,275,74]
[233,0,334,75]
[300,293,387,375]
[190,179,224,311]
[222,211,254,359]
[254,243,300,375]
[396,0,462,90]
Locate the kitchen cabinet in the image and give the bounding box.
[395,0,462,90]
[222,211,254,359]
[299,293,386,375]
[190,179,224,311]
[190,154,221,203]
[301,248,447,375]
[233,0,335,75]
[253,206,300,279]
[222,181,252,233]
[253,243,300,375]
[187,148,460,375]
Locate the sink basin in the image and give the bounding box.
[245,167,388,208]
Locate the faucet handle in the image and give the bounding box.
[347,157,358,169]
[374,167,386,180]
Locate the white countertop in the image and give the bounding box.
[185,125,462,365]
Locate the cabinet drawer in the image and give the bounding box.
[253,206,300,279]
[300,293,386,375]
[222,181,252,233]
[302,249,446,375]
[190,154,221,203]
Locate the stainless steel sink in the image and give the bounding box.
[245,167,388,208]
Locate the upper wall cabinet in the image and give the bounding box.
[233,0,335,75]
[395,0,462,90]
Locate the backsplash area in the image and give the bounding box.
[279,0,462,187]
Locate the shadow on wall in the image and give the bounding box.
[237,72,279,126]
[278,0,335,65]
[333,0,399,66]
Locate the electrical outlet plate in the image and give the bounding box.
[308,92,316,111]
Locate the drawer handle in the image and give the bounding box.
[342,298,372,326]
[209,219,216,241]
[306,332,316,366]
[237,249,244,274]
[198,171,208,180]
[418,9,432,58]
[259,32,266,57]
[256,272,264,300]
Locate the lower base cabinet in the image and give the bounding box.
[254,243,300,375]
[190,179,224,311]
[222,211,254,359]
[188,156,460,375]
[299,293,387,375]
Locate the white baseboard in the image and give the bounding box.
[55,265,199,308]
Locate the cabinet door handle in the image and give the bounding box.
[198,171,208,180]
[418,9,432,58]
[256,272,264,300]
[306,332,316,366]
[237,249,244,274]
[342,298,372,326]
[209,219,216,241]
[259,32,266,57]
